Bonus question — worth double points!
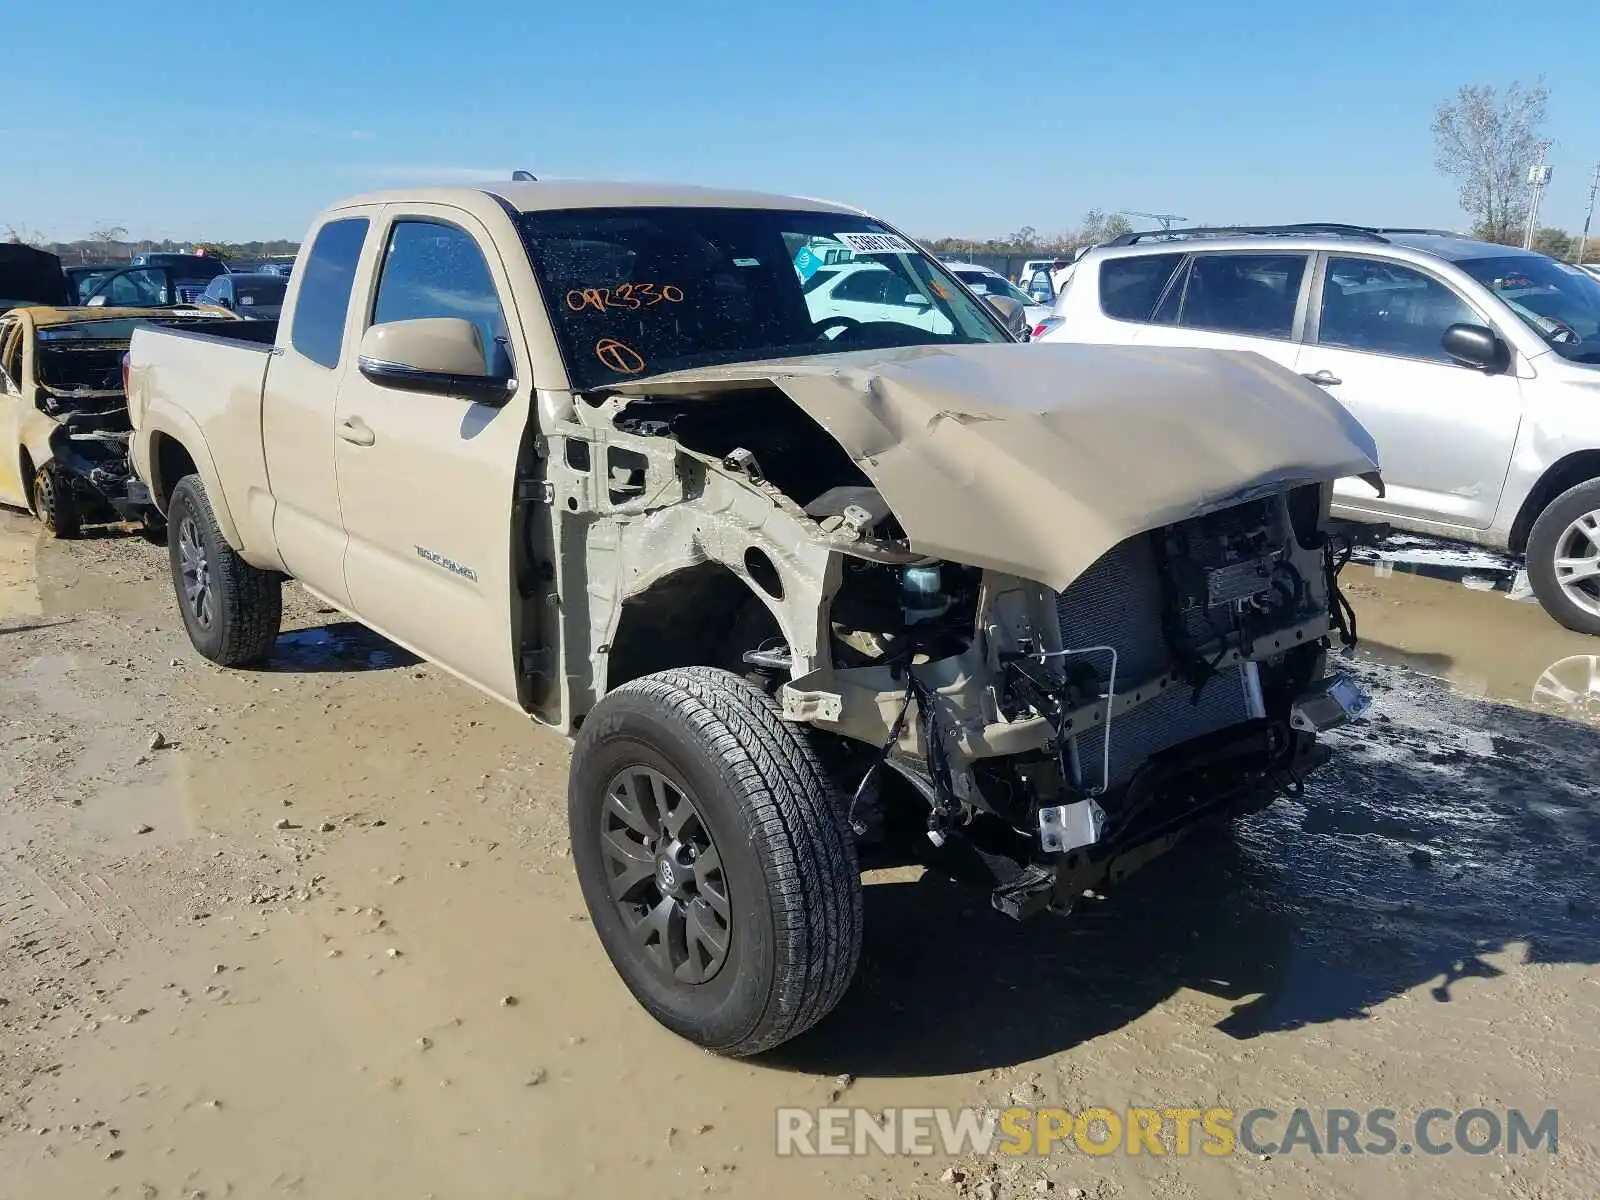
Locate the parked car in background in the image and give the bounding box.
[125,181,1373,1056]
[802,261,957,335]
[0,245,71,314]
[254,259,295,277]
[0,305,236,535]
[1037,223,1600,634]
[943,261,1050,337]
[84,265,192,309]
[198,272,288,319]
[1015,257,1058,289]
[62,264,126,305]
[127,253,229,303]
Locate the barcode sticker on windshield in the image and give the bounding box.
[835,232,915,255]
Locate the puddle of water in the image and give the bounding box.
[270,623,418,672]
[1347,561,1600,725]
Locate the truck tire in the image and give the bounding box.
[569,666,862,1056]
[32,464,81,539]
[1527,478,1600,637]
[167,474,282,666]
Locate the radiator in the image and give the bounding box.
[1056,533,1255,791]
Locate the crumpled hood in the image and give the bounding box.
[606,343,1380,591]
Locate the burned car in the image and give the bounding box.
[0,307,236,535]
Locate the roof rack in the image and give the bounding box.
[1107,223,1469,247]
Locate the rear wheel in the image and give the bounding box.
[569,667,861,1056]
[32,464,81,539]
[1527,478,1600,636]
[167,475,282,665]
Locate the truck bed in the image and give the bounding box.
[126,320,283,559]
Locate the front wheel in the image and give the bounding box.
[569,667,862,1056]
[1527,478,1600,636]
[167,475,282,665]
[32,464,81,539]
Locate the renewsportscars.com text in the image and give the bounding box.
[775,1106,1559,1158]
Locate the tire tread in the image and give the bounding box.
[581,667,862,1055]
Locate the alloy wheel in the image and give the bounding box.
[599,765,731,984]
[178,516,214,630]
[1553,509,1600,618]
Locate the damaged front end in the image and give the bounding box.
[570,343,1380,920]
[35,388,146,521]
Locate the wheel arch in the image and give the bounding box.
[603,561,790,697]
[1510,451,1600,554]
[140,417,244,550]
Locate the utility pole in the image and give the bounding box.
[1576,162,1600,265]
[1523,147,1553,250]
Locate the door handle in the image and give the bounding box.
[1301,369,1342,387]
[337,417,375,447]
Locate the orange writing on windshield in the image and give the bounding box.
[566,283,685,313]
[595,338,646,374]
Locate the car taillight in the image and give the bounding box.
[1032,317,1065,340]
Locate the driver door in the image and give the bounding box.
[332,206,531,704]
[88,267,175,308]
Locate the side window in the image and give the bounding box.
[1098,254,1184,323]
[372,220,509,375]
[290,217,369,370]
[1178,253,1307,338]
[203,277,228,302]
[831,268,892,304]
[1317,257,1478,362]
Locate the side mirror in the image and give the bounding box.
[1441,323,1509,372]
[357,317,515,403]
[983,293,1024,324]
[86,295,108,307]
[902,292,932,308]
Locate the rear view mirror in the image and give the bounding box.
[1441,323,1509,372]
[357,317,515,403]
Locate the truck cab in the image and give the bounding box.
[127,182,1378,1057]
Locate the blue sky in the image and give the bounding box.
[4,0,1598,243]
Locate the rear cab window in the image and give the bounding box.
[289,217,370,369]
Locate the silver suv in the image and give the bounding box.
[1036,223,1600,634]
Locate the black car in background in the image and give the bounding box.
[62,264,126,305]
[198,272,287,319]
[126,253,228,303]
[1,244,71,313]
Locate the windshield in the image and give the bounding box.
[953,268,1030,305]
[517,207,1008,390]
[1460,255,1600,363]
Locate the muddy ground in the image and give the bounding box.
[1,508,1597,1200]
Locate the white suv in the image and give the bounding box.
[1036,224,1600,634]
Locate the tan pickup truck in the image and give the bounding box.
[126,182,1379,1055]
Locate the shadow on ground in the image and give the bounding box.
[257,623,422,673]
[768,661,1600,1078]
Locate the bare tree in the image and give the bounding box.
[88,224,128,259]
[1432,80,1550,245]
[5,224,47,247]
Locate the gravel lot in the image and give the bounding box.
[1,508,1597,1199]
